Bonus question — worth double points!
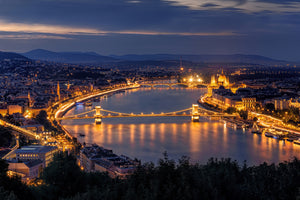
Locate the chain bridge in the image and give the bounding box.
[56,104,236,124]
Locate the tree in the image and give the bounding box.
[239,110,248,120]
[37,152,85,199]
[0,127,13,147]
[225,107,237,114]
[35,110,58,132]
[0,159,33,200]
[264,103,275,112]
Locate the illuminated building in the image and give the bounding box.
[8,160,44,182]
[8,105,23,115]
[80,144,139,178]
[207,69,246,96]
[273,98,290,110]
[15,145,58,167]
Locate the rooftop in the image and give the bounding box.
[15,145,58,154]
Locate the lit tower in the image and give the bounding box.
[28,91,32,107]
[210,75,216,86]
[90,84,94,92]
[57,82,60,101]
[95,106,102,124]
[191,104,200,122]
[67,81,70,90]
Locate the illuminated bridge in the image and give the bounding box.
[138,82,207,88]
[56,104,236,124]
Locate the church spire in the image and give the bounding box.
[28,91,32,107]
[57,81,60,101]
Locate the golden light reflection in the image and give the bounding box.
[118,124,123,143]
[171,123,177,143]
[107,124,112,144]
[222,122,228,149]
[212,122,218,143]
[140,124,145,146]
[74,125,79,137]
[182,123,187,134]
[130,124,135,145]
[190,123,200,153]
[201,122,209,142]
[150,124,155,141]
[159,123,166,142]
[252,133,259,149]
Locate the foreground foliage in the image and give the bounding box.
[1,153,300,200]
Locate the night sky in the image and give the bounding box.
[0,0,299,60]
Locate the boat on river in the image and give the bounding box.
[264,129,286,140]
[294,139,300,145]
[84,101,92,106]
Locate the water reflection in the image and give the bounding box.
[62,88,300,165]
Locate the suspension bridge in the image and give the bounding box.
[138,82,207,88]
[56,104,236,124]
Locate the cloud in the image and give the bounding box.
[163,0,300,12]
[127,0,142,3]
[0,20,106,35]
[0,34,70,40]
[0,20,239,38]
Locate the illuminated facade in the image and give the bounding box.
[8,160,44,182]
[208,69,231,96]
[15,145,58,167]
[207,69,246,96]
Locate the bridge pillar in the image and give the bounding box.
[191,104,200,122]
[95,106,102,124]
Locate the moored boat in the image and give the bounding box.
[264,132,273,138]
[251,130,262,134]
[84,101,93,106]
[294,139,300,145]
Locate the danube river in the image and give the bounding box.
[62,87,300,165]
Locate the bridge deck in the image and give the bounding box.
[58,113,235,120]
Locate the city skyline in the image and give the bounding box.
[0,0,300,61]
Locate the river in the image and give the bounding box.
[62,87,300,165]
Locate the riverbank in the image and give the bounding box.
[52,85,140,142]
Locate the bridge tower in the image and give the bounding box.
[95,106,102,124]
[191,104,200,122]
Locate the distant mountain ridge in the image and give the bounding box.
[20,49,290,65]
[111,54,287,64]
[0,51,29,61]
[22,49,118,64]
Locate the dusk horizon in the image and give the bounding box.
[0,0,300,61]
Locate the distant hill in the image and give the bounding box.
[22,49,118,64]
[22,49,290,65]
[111,54,287,65]
[0,51,29,61]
